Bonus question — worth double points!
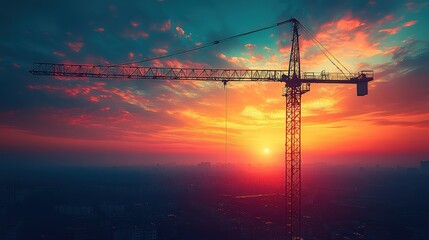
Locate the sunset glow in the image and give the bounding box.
[264,148,271,155]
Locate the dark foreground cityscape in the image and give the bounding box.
[0,161,428,240]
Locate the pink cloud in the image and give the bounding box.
[53,51,65,57]
[244,43,256,50]
[130,21,140,27]
[154,19,171,31]
[122,30,149,39]
[138,31,149,38]
[66,41,84,52]
[27,85,79,96]
[94,28,105,32]
[81,55,110,65]
[12,63,21,68]
[27,82,155,111]
[383,46,401,55]
[377,14,394,25]
[150,59,208,69]
[378,27,401,35]
[152,48,168,54]
[405,1,414,9]
[129,52,134,59]
[403,20,417,27]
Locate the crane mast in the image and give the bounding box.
[30,18,374,240]
[285,19,304,239]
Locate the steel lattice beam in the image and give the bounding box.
[285,85,302,240]
[29,63,373,84]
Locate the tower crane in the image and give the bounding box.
[30,18,374,240]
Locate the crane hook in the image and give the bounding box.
[222,80,228,89]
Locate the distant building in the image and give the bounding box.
[197,162,211,168]
[54,205,94,217]
[0,224,19,240]
[143,223,157,240]
[100,203,126,217]
[110,225,156,240]
[421,161,429,172]
[113,227,129,240]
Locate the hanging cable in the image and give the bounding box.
[222,80,228,167]
[110,19,294,66]
[301,23,352,75]
[300,24,349,78]
[299,23,352,79]
[300,23,351,74]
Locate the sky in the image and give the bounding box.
[1,0,429,167]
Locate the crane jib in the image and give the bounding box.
[29,63,373,96]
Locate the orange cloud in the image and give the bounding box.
[336,18,365,31]
[378,27,401,35]
[383,46,400,55]
[176,26,185,35]
[152,48,168,54]
[319,17,365,32]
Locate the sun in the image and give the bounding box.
[263,147,271,154]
